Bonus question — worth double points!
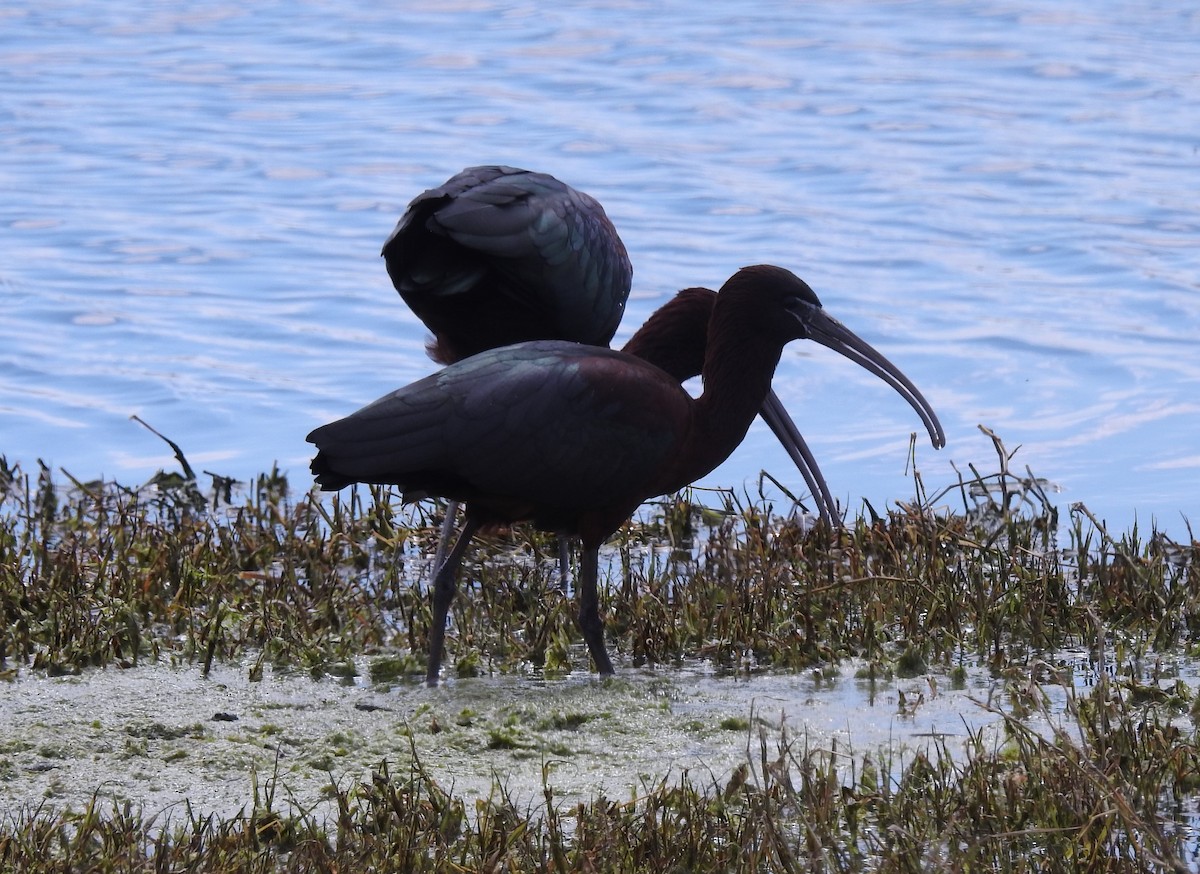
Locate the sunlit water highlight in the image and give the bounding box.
[2,2,1198,536]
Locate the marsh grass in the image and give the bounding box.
[2,434,1199,871]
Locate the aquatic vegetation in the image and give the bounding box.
[1,439,1198,871]
[2,443,1195,682]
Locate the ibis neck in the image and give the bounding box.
[663,314,785,492]
[621,287,715,381]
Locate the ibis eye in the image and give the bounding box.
[784,294,815,315]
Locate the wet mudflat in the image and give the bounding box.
[0,654,1047,824]
[1,450,1198,870]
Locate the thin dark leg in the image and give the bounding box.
[432,499,461,573]
[575,544,614,675]
[426,516,481,687]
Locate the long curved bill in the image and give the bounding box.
[806,310,946,449]
[759,389,842,527]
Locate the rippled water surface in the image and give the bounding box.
[3,1,1198,533]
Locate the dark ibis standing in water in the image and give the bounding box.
[309,265,945,684]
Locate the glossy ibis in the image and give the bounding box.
[382,183,838,681]
[382,165,838,590]
[309,265,945,684]
[382,165,632,364]
[382,165,634,571]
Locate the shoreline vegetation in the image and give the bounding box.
[1,431,1198,872]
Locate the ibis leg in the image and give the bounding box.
[432,500,462,573]
[426,516,481,687]
[576,545,614,675]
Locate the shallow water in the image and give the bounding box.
[0,657,1058,822]
[3,650,1197,832]
[2,1,1198,535]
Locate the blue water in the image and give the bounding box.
[2,1,1197,536]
